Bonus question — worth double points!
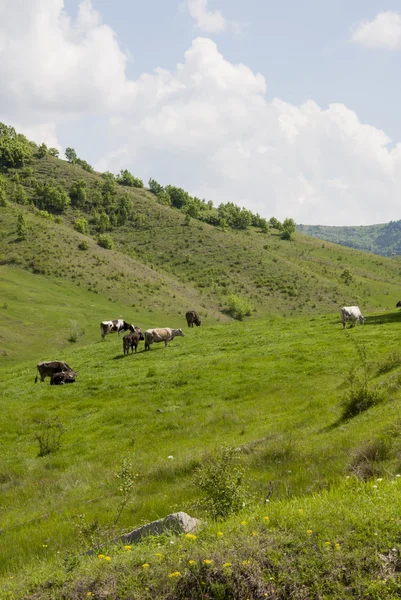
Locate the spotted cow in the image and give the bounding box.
[100,319,134,340]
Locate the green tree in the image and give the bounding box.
[48,148,59,158]
[76,157,94,173]
[115,193,132,226]
[37,143,48,158]
[269,217,283,230]
[0,123,32,168]
[116,169,143,188]
[69,179,87,208]
[11,184,29,205]
[34,181,70,212]
[165,185,189,209]
[148,177,164,196]
[283,218,296,234]
[65,147,77,163]
[340,268,353,285]
[17,214,27,239]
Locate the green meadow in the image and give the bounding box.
[2,263,401,597]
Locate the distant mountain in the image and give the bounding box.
[297,221,401,257]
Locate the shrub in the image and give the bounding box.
[226,294,252,321]
[35,417,66,457]
[78,240,89,251]
[68,320,84,343]
[16,214,27,239]
[98,234,114,250]
[74,217,88,234]
[280,229,292,241]
[11,184,29,205]
[193,445,248,520]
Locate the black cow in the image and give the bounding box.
[185,310,201,328]
[396,301,401,308]
[35,361,75,383]
[50,371,77,385]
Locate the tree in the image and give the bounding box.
[76,157,94,173]
[48,148,59,158]
[0,122,32,168]
[65,147,77,163]
[37,143,48,158]
[34,181,70,212]
[98,233,114,249]
[165,185,189,209]
[17,214,27,239]
[340,268,353,286]
[115,193,132,226]
[269,217,282,230]
[74,217,88,234]
[282,218,296,234]
[69,179,87,208]
[148,177,164,196]
[116,169,143,188]
[11,184,29,205]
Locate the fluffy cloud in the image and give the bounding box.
[351,11,401,49]
[1,1,401,225]
[186,0,226,33]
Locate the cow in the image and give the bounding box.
[123,328,145,355]
[185,310,201,328]
[50,371,77,385]
[396,301,401,308]
[100,319,134,340]
[340,306,365,329]
[144,328,184,351]
[35,361,76,383]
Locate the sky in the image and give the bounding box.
[1,1,401,225]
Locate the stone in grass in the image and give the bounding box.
[118,512,201,545]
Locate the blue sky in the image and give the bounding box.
[1,0,401,224]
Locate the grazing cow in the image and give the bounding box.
[144,328,184,351]
[35,361,76,383]
[185,310,201,328]
[340,306,365,329]
[123,328,145,355]
[396,301,401,308]
[100,319,134,340]
[50,371,77,385]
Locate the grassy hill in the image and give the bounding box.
[3,131,401,597]
[297,221,401,257]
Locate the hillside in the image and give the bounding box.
[3,128,401,597]
[297,221,401,257]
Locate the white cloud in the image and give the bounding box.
[351,11,401,49]
[186,0,226,33]
[1,1,401,225]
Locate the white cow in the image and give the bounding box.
[340,306,365,329]
[100,319,134,340]
[144,328,184,350]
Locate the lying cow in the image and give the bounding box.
[396,301,401,308]
[144,328,184,351]
[340,306,365,329]
[50,371,77,385]
[100,319,134,340]
[35,361,75,383]
[186,310,201,328]
[123,328,145,355]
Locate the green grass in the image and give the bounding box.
[2,291,401,593]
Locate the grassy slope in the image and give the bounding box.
[2,281,401,588]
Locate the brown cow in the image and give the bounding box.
[123,328,144,355]
[35,361,76,383]
[144,328,184,351]
[185,310,201,328]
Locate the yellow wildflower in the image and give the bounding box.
[203,559,212,565]
[306,529,313,535]
[169,571,181,578]
[263,516,269,522]
[324,541,331,546]
[335,543,341,550]
[298,508,304,514]
[104,556,111,561]
[223,562,232,568]
[185,533,197,540]
[252,531,258,537]
[154,552,163,559]
[217,531,223,537]
[42,544,48,548]
[142,563,150,569]
[124,545,132,550]
[240,520,248,525]
[242,560,251,566]
[97,554,105,559]
[188,559,196,565]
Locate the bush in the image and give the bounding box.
[193,445,248,520]
[16,213,27,239]
[74,217,88,234]
[225,294,252,321]
[78,240,89,251]
[35,417,65,457]
[98,234,114,250]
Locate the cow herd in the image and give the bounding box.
[34,311,201,385]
